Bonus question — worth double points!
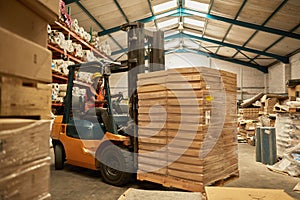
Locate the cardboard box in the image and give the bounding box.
[0,75,52,118]
[0,27,52,83]
[0,0,49,47]
[19,0,60,22]
[0,119,51,178]
[205,187,294,200]
[0,157,51,200]
[288,85,300,97]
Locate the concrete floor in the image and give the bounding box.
[50,144,300,200]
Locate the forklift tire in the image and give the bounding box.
[99,145,133,186]
[54,144,64,170]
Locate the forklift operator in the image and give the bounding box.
[85,72,113,132]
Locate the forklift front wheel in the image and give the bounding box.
[99,145,133,186]
[54,144,64,170]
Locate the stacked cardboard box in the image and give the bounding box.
[0,119,51,200]
[137,71,168,175]
[0,1,59,199]
[137,67,238,192]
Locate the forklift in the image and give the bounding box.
[51,61,135,186]
[51,22,165,186]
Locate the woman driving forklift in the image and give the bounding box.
[85,72,113,132]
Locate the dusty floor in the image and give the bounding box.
[50,144,300,200]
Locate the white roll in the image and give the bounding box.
[54,37,61,45]
[73,19,78,26]
[59,84,68,92]
[47,25,52,34]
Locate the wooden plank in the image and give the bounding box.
[138,106,167,114]
[167,98,212,106]
[138,143,166,151]
[167,122,207,132]
[137,85,167,93]
[138,128,167,137]
[138,92,167,100]
[138,136,167,145]
[167,90,210,98]
[166,81,206,90]
[138,113,167,122]
[167,106,211,115]
[138,121,167,129]
[167,114,206,124]
[138,99,167,106]
[138,70,167,80]
[137,77,166,86]
[137,164,167,175]
[168,129,207,141]
[168,169,204,182]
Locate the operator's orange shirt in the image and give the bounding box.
[85,86,105,110]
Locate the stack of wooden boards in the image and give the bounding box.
[0,0,60,199]
[137,67,238,192]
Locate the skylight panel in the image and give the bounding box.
[153,0,177,14]
[183,30,203,38]
[184,18,205,27]
[185,0,209,13]
[157,18,179,29]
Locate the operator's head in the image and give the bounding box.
[91,72,103,83]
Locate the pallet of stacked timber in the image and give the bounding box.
[137,67,238,192]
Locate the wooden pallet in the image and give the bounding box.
[289,107,300,113]
[137,170,239,193]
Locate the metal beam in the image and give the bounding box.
[215,0,248,54]
[232,0,289,59]
[165,33,289,63]
[113,0,129,23]
[146,0,158,29]
[76,1,124,51]
[254,23,300,66]
[98,7,300,40]
[63,0,79,5]
[183,8,300,40]
[98,9,178,36]
[165,48,268,73]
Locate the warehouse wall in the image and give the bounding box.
[268,63,291,94]
[110,53,268,101]
[290,52,300,79]
[165,53,266,100]
[267,52,300,94]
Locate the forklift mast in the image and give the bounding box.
[121,22,165,168]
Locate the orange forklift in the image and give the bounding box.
[51,61,134,186]
[51,22,165,186]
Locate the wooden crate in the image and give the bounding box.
[0,75,52,119]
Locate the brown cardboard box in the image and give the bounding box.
[0,157,51,200]
[0,27,52,83]
[19,0,60,22]
[0,119,51,178]
[0,0,49,47]
[288,85,300,97]
[0,75,52,118]
[205,187,294,200]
